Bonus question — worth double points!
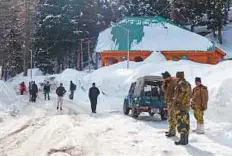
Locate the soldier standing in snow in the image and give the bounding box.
[31,81,38,102]
[56,83,66,110]
[173,71,191,145]
[43,81,51,100]
[88,83,100,113]
[191,77,208,134]
[69,81,76,100]
[161,71,178,137]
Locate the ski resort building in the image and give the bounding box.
[95,16,226,66]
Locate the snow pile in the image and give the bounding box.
[0,81,19,113]
[55,69,88,88]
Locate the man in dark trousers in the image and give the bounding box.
[69,81,76,100]
[56,83,66,110]
[89,83,100,113]
[43,81,51,100]
[31,81,38,102]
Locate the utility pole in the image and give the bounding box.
[23,0,31,76]
[88,40,91,72]
[81,39,83,71]
[77,42,81,71]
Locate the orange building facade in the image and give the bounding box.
[162,48,226,65]
[99,48,226,66]
[100,50,152,66]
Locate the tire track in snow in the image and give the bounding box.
[0,117,48,155]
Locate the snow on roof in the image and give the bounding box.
[95,16,214,52]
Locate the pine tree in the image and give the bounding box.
[207,0,228,44]
[120,0,170,17]
[171,0,206,30]
[34,0,115,73]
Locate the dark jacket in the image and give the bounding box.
[44,84,51,93]
[89,86,100,100]
[70,82,76,91]
[31,84,38,94]
[56,86,66,97]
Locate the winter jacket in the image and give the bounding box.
[70,83,76,91]
[20,83,26,92]
[173,79,191,112]
[89,86,100,100]
[43,84,51,93]
[56,86,66,97]
[31,84,38,94]
[162,77,177,104]
[191,84,208,110]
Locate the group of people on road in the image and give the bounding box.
[55,81,100,112]
[19,81,38,102]
[19,80,100,113]
[161,71,208,145]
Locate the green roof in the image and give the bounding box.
[110,16,177,51]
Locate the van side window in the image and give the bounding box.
[129,82,136,94]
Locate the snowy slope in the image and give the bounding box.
[0,81,19,111]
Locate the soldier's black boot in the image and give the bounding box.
[175,134,186,145]
[185,134,189,145]
[166,131,176,137]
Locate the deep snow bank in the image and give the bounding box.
[0,81,19,112]
[55,69,88,88]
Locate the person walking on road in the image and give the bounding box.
[173,71,191,145]
[43,81,51,100]
[56,83,66,110]
[20,82,26,95]
[31,81,38,102]
[29,81,32,101]
[69,81,76,100]
[191,77,208,134]
[161,71,178,137]
[88,83,100,113]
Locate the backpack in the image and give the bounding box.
[57,87,64,96]
[73,84,76,90]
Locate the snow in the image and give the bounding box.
[206,24,232,58]
[96,18,213,52]
[1,49,232,155]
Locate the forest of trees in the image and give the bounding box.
[0,0,231,76]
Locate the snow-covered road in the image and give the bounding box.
[0,95,232,156]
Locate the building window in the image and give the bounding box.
[172,56,179,61]
[181,55,188,60]
[134,57,143,62]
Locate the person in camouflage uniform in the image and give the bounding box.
[191,77,208,134]
[161,71,178,137]
[173,71,191,145]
